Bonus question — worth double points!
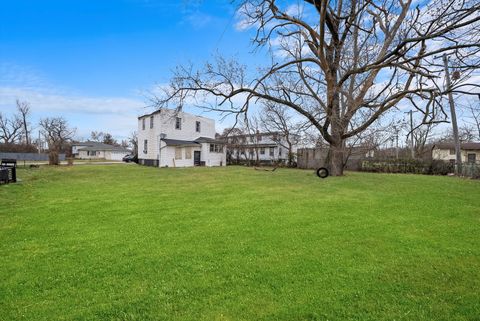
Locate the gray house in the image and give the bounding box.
[72,141,130,161]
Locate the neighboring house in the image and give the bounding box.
[137,108,226,167]
[223,132,299,164]
[432,142,480,164]
[72,141,130,161]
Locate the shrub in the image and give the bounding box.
[361,159,454,175]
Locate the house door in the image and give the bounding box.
[194,151,201,166]
[467,153,476,164]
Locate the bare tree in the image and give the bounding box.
[411,123,438,159]
[222,127,246,164]
[437,125,477,143]
[128,131,138,156]
[16,99,31,145]
[90,131,105,142]
[154,0,480,175]
[0,112,23,144]
[260,102,305,166]
[467,101,480,140]
[120,139,130,149]
[238,117,262,165]
[102,133,118,146]
[39,117,76,165]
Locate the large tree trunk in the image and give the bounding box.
[328,117,345,176]
[48,146,60,165]
[49,149,60,165]
[286,142,293,167]
[328,141,344,176]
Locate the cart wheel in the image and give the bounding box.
[316,167,329,179]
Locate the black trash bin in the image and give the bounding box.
[0,159,17,183]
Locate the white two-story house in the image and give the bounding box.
[137,108,226,167]
[224,132,300,165]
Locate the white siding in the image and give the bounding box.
[202,143,226,166]
[137,109,225,167]
[105,151,129,161]
[78,150,106,159]
[432,148,480,163]
[160,146,201,167]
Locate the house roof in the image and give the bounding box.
[161,139,200,147]
[137,108,213,121]
[222,131,301,139]
[194,137,225,144]
[161,137,225,147]
[73,141,107,147]
[233,143,278,148]
[78,146,130,152]
[433,142,480,150]
[75,141,130,152]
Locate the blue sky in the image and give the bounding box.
[0,0,261,139]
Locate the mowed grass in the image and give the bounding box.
[1,165,480,321]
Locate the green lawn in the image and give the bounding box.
[1,165,479,321]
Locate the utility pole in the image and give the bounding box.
[443,54,462,175]
[408,110,415,159]
[392,125,399,159]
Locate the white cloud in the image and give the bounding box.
[0,86,145,115]
[0,63,149,140]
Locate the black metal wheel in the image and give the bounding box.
[316,167,329,179]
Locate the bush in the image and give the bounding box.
[361,159,454,175]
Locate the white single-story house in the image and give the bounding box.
[432,142,480,164]
[72,141,131,161]
[137,108,226,167]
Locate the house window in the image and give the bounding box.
[449,149,455,155]
[150,116,154,129]
[185,148,192,159]
[249,148,254,156]
[175,117,182,130]
[260,148,265,155]
[467,153,476,164]
[196,121,201,132]
[269,147,274,157]
[250,136,254,143]
[210,144,223,153]
[87,151,96,156]
[279,148,282,156]
[258,135,262,142]
[142,118,146,130]
[143,140,148,154]
[175,147,182,159]
[272,134,278,141]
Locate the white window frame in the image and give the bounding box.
[210,144,223,153]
